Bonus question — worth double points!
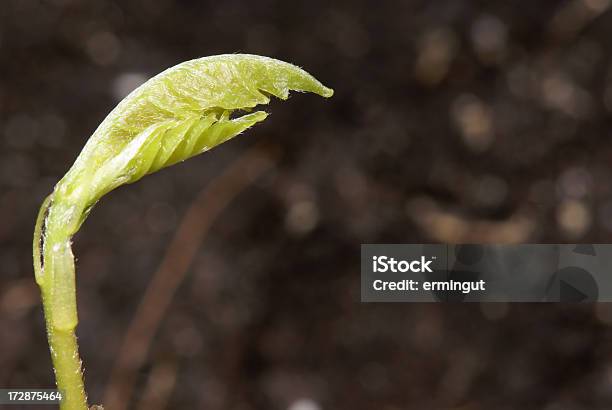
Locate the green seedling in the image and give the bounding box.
[33,54,332,410]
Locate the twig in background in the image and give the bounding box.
[136,360,178,410]
[103,144,278,410]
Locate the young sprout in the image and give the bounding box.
[33,54,332,410]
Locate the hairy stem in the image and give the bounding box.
[43,303,87,410]
[34,197,88,410]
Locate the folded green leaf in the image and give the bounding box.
[51,54,333,236]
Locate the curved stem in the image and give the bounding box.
[34,198,88,410]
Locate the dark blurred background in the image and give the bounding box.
[3,0,612,409]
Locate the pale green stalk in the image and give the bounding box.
[33,54,332,410]
[35,195,86,410]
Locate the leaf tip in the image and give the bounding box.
[320,86,334,98]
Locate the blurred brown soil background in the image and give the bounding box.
[3,0,612,409]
